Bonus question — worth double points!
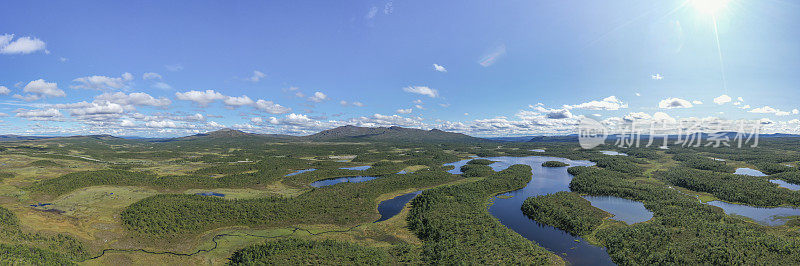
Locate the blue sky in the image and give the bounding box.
[1,0,799,137]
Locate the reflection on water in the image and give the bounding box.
[467,156,614,266]
[770,179,800,191]
[530,149,545,152]
[707,200,800,226]
[733,168,767,176]
[285,168,316,176]
[375,191,422,222]
[309,176,379,188]
[195,192,225,197]
[340,165,372,171]
[583,196,653,224]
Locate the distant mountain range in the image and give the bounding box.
[2,127,798,143]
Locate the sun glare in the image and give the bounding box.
[689,0,731,15]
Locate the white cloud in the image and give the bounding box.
[308,91,329,103]
[397,108,412,114]
[403,86,438,98]
[152,82,172,90]
[71,73,134,90]
[70,102,125,116]
[479,44,506,67]
[175,90,226,106]
[433,64,447,72]
[565,96,627,110]
[692,100,703,105]
[749,106,795,116]
[17,79,64,100]
[623,112,652,122]
[0,34,46,54]
[15,108,62,121]
[658,97,693,109]
[0,86,9,95]
[224,95,255,107]
[635,92,641,96]
[651,73,663,80]
[142,72,162,80]
[652,112,676,123]
[352,101,365,107]
[246,70,266,82]
[254,99,291,114]
[145,120,177,128]
[95,92,171,108]
[713,94,732,105]
[528,104,573,119]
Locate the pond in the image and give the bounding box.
[733,168,767,176]
[375,191,422,222]
[195,192,225,197]
[530,149,546,152]
[285,168,316,176]
[583,196,653,224]
[707,201,800,226]
[599,151,627,156]
[770,179,800,191]
[309,176,380,188]
[340,165,372,171]
[467,156,614,265]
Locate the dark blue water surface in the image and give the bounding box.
[309,176,380,188]
[583,196,653,224]
[285,168,316,176]
[375,191,422,222]
[447,156,614,265]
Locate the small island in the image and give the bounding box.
[542,161,569,167]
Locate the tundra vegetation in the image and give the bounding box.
[0,129,799,264]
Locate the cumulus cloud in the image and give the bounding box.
[95,92,171,109]
[71,73,134,90]
[69,102,125,116]
[0,85,9,95]
[623,112,652,122]
[175,90,226,106]
[0,34,47,54]
[308,91,329,103]
[564,96,627,110]
[403,86,438,98]
[246,70,266,82]
[224,95,255,107]
[397,108,412,114]
[749,106,795,116]
[254,99,291,114]
[433,64,447,72]
[692,100,703,105]
[479,44,506,67]
[713,94,732,105]
[526,104,573,119]
[15,79,64,101]
[658,97,693,109]
[651,73,663,80]
[15,108,62,121]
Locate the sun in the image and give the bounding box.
[689,0,731,15]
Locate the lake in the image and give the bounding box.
[375,191,422,222]
[340,165,372,171]
[733,168,767,176]
[583,195,653,224]
[599,151,628,156]
[707,200,800,226]
[309,176,380,188]
[285,168,316,176]
[466,156,615,266]
[770,179,800,191]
